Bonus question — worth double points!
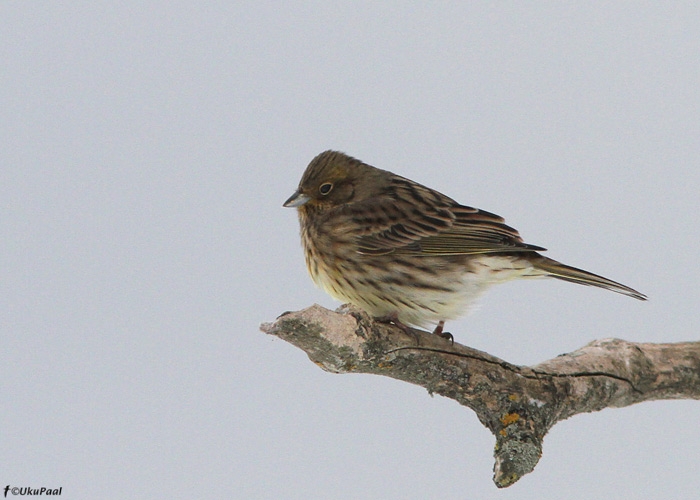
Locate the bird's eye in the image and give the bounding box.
[319,183,333,195]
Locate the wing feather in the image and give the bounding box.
[347,176,544,256]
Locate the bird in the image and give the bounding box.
[284,150,646,339]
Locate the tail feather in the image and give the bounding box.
[532,256,647,301]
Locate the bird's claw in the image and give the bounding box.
[432,321,454,344]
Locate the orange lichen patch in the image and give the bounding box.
[501,412,520,427]
[508,394,519,402]
[499,412,521,436]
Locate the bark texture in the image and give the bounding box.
[260,304,700,487]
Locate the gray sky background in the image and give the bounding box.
[2,3,698,499]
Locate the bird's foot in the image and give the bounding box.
[375,313,421,346]
[432,320,454,344]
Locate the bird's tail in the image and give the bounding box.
[530,256,647,301]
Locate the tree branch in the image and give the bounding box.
[260,304,700,487]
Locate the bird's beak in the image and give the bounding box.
[283,190,310,208]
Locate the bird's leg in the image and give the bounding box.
[432,320,454,344]
[374,313,420,346]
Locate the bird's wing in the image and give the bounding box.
[349,178,544,256]
[416,205,546,255]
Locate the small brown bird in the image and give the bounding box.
[284,150,646,338]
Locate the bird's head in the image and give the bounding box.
[284,150,385,211]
